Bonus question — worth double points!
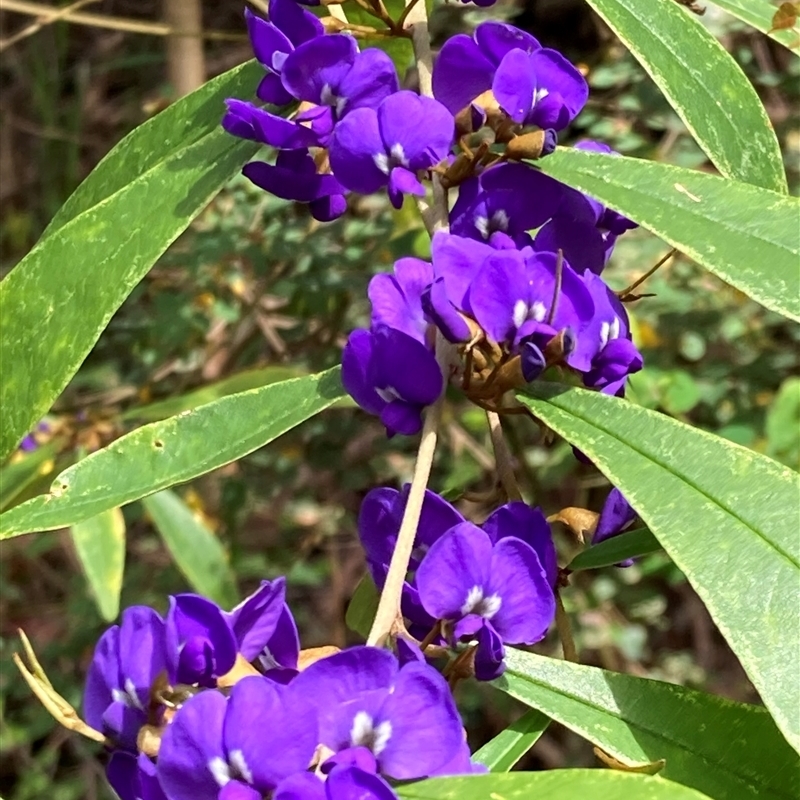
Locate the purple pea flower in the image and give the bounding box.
[282,36,399,145]
[368,257,434,344]
[571,271,642,396]
[330,90,455,208]
[342,325,443,437]
[84,606,167,751]
[593,487,638,567]
[242,150,347,222]
[245,1,323,105]
[432,21,588,131]
[157,677,318,800]
[534,141,638,274]
[424,231,497,343]
[449,162,565,249]
[467,248,594,356]
[416,522,556,680]
[291,646,469,780]
[107,752,168,800]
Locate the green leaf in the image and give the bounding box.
[142,489,237,608]
[70,507,126,622]
[0,368,344,538]
[345,574,381,640]
[518,383,800,754]
[0,61,265,461]
[766,377,800,467]
[710,0,800,53]
[471,709,550,771]
[585,0,786,192]
[0,442,59,513]
[536,149,800,323]
[496,650,800,800]
[568,527,662,571]
[121,366,302,423]
[397,770,715,800]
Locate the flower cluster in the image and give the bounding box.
[359,487,558,679]
[85,578,479,800]
[222,6,644,435]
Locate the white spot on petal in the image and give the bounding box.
[481,593,502,619]
[208,757,231,788]
[513,300,529,329]
[123,678,143,710]
[599,320,611,349]
[372,720,392,756]
[350,711,393,757]
[461,584,501,619]
[534,87,550,103]
[351,711,373,746]
[375,385,401,403]
[474,216,490,239]
[609,317,620,341]
[491,209,510,232]
[530,301,546,322]
[229,750,253,785]
[389,143,408,166]
[373,153,390,175]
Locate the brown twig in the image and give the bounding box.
[486,410,522,503]
[0,0,99,52]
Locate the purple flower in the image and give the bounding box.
[424,231,497,343]
[282,36,399,145]
[222,100,321,149]
[157,677,318,800]
[449,163,564,248]
[593,487,638,567]
[291,647,468,779]
[570,271,642,395]
[274,758,397,800]
[242,150,347,222]
[467,248,594,354]
[245,1,323,105]
[330,91,454,208]
[107,752,167,800]
[84,606,167,751]
[534,141,638,274]
[432,21,588,131]
[416,523,556,680]
[342,326,443,437]
[368,257,434,344]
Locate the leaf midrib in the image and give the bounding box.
[504,669,791,799]
[524,395,800,570]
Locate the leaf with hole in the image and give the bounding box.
[0,369,344,539]
[518,382,800,754]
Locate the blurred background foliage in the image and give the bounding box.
[0,1,798,797]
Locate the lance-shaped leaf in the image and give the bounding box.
[472,709,550,772]
[0,61,264,461]
[0,368,344,539]
[397,770,715,800]
[345,574,381,641]
[143,489,237,608]
[518,383,800,755]
[568,527,662,571]
[710,0,800,53]
[496,649,800,800]
[536,149,800,323]
[70,507,126,622]
[583,0,786,192]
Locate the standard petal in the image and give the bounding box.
[225,579,286,661]
[482,502,557,586]
[257,603,300,671]
[432,34,494,115]
[487,538,554,644]
[339,48,399,114]
[368,257,432,344]
[267,0,323,46]
[422,277,472,343]
[118,606,167,708]
[358,487,402,568]
[329,108,387,195]
[245,10,292,68]
[224,676,318,789]
[290,646,398,719]
[467,249,529,343]
[474,20,540,62]
[378,662,464,779]
[430,230,495,311]
[157,690,228,800]
[223,100,319,149]
[416,523,492,620]
[527,49,588,130]
[492,49,535,123]
[280,34,357,103]
[83,625,119,732]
